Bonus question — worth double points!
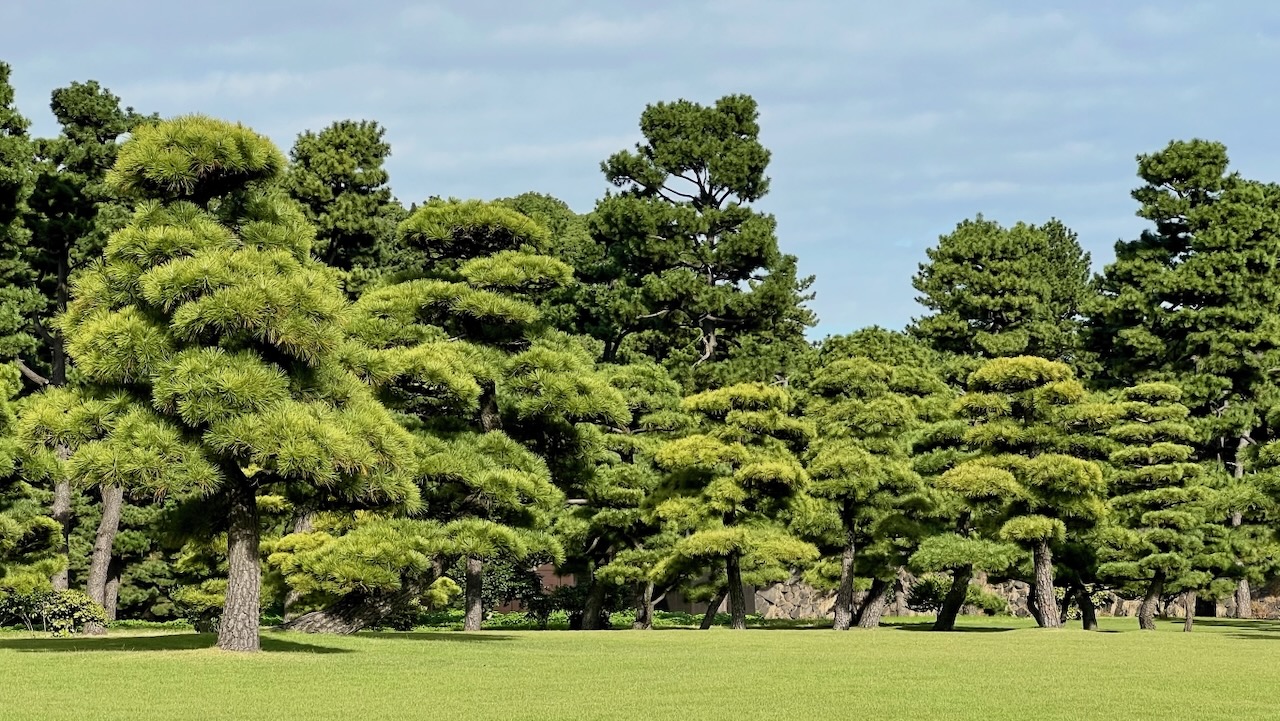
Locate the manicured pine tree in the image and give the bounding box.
[1094,383,1206,629]
[937,356,1107,629]
[286,119,404,272]
[910,216,1093,373]
[588,94,816,390]
[1088,139,1280,617]
[653,383,819,630]
[804,333,951,629]
[48,116,418,651]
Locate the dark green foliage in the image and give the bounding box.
[0,365,60,586]
[0,62,40,365]
[585,94,816,390]
[911,216,1093,372]
[286,120,404,272]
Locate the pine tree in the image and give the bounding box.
[935,356,1107,629]
[0,62,41,378]
[0,364,60,587]
[286,120,404,272]
[911,216,1093,372]
[48,115,418,651]
[1088,139,1280,617]
[588,94,816,390]
[1094,383,1206,629]
[804,331,952,629]
[653,383,819,630]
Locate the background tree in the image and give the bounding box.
[0,364,60,587]
[652,383,818,629]
[911,216,1093,372]
[1088,139,1280,617]
[587,94,816,390]
[52,115,419,651]
[286,119,404,273]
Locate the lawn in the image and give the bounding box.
[4,616,1277,720]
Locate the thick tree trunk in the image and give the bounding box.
[1231,436,1254,620]
[1138,572,1164,631]
[282,512,315,622]
[725,551,747,630]
[103,564,121,622]
[700,588,728,630]
[284,582,428,634]
[832,530,857,630]
[83,485,124,635]
[580,575,609,630]
[1027,589,1044,626]
[633,582,654,630]
[479,382,502,433]
[1077,585,1098,631]
[217,478,261,652]
[854,577,892,629]
[1031,541,1061,628]
[934,565,973,631]
[463,556,484,631]
[1234,578,1252,619]
[1183,591,1196,632]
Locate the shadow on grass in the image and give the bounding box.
[0,633,349,654]
[886,622,1017,633]
[357,631,517,643]
[1195,618,1280,633]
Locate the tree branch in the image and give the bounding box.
[15,359,50,387]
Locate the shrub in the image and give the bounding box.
[907,575,1008,616]
[0,589,108,635]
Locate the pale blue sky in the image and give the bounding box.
[5,1,1279,337]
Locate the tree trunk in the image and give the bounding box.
[1234,578,1252,619]
[463,556,484,631]
[579,569,610,630]
[832,529,857,630]
[1077,585,1098,631]
[1183,590,1196,632]
[284,581,427,634]
[49,449,73,591]
[633,582,654,630]
[1031,541,1061,628]
[1028,588,1044,626]
[854,577,892,628]
[1138,572,1164,631]
[83,485,124,636]
[725,551,747,630]
[282,512,315,622]
[103,564,121,622]
[479,382,502,433]
[934,565,972,631]
[1230,436,1254,620]
[700,588,728,630]
[217,477,261,652]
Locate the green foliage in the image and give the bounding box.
[286,120,403,271]
[906,574,1008,615]
[911,216,1093,372]
[0,588,106,635]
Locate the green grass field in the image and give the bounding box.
[4,616,1276,720]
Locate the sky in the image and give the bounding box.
[4,1,1280,338]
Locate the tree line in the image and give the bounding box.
[0,59,1278,652]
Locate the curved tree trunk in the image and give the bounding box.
[282,512,315,622]
[284,581,428,634]
[1031,541,1061,628]
[1183,590,1196,632]
[1077,585,1098,631]
[83,485,124,636]
[934,565,973,631]
[217,478,261,652]
[726,551,747,630]
[700,588,728,630]
[854,577,892,629]
[1138,572,1164,631]
[633,582,654,630]
[832,530,857,630]
[463,556,484,631]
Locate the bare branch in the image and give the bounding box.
[15,359,50,387]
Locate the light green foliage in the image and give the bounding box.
[585,94,816,389]
[286,120,403,271]
[653,383,818,620]
[0,365,60,585]
[911,216,1093,372]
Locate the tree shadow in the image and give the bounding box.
[887,622,1017,633]
[358,631,517,643]
[1194,618,1280,633]
[0,632,349,654]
